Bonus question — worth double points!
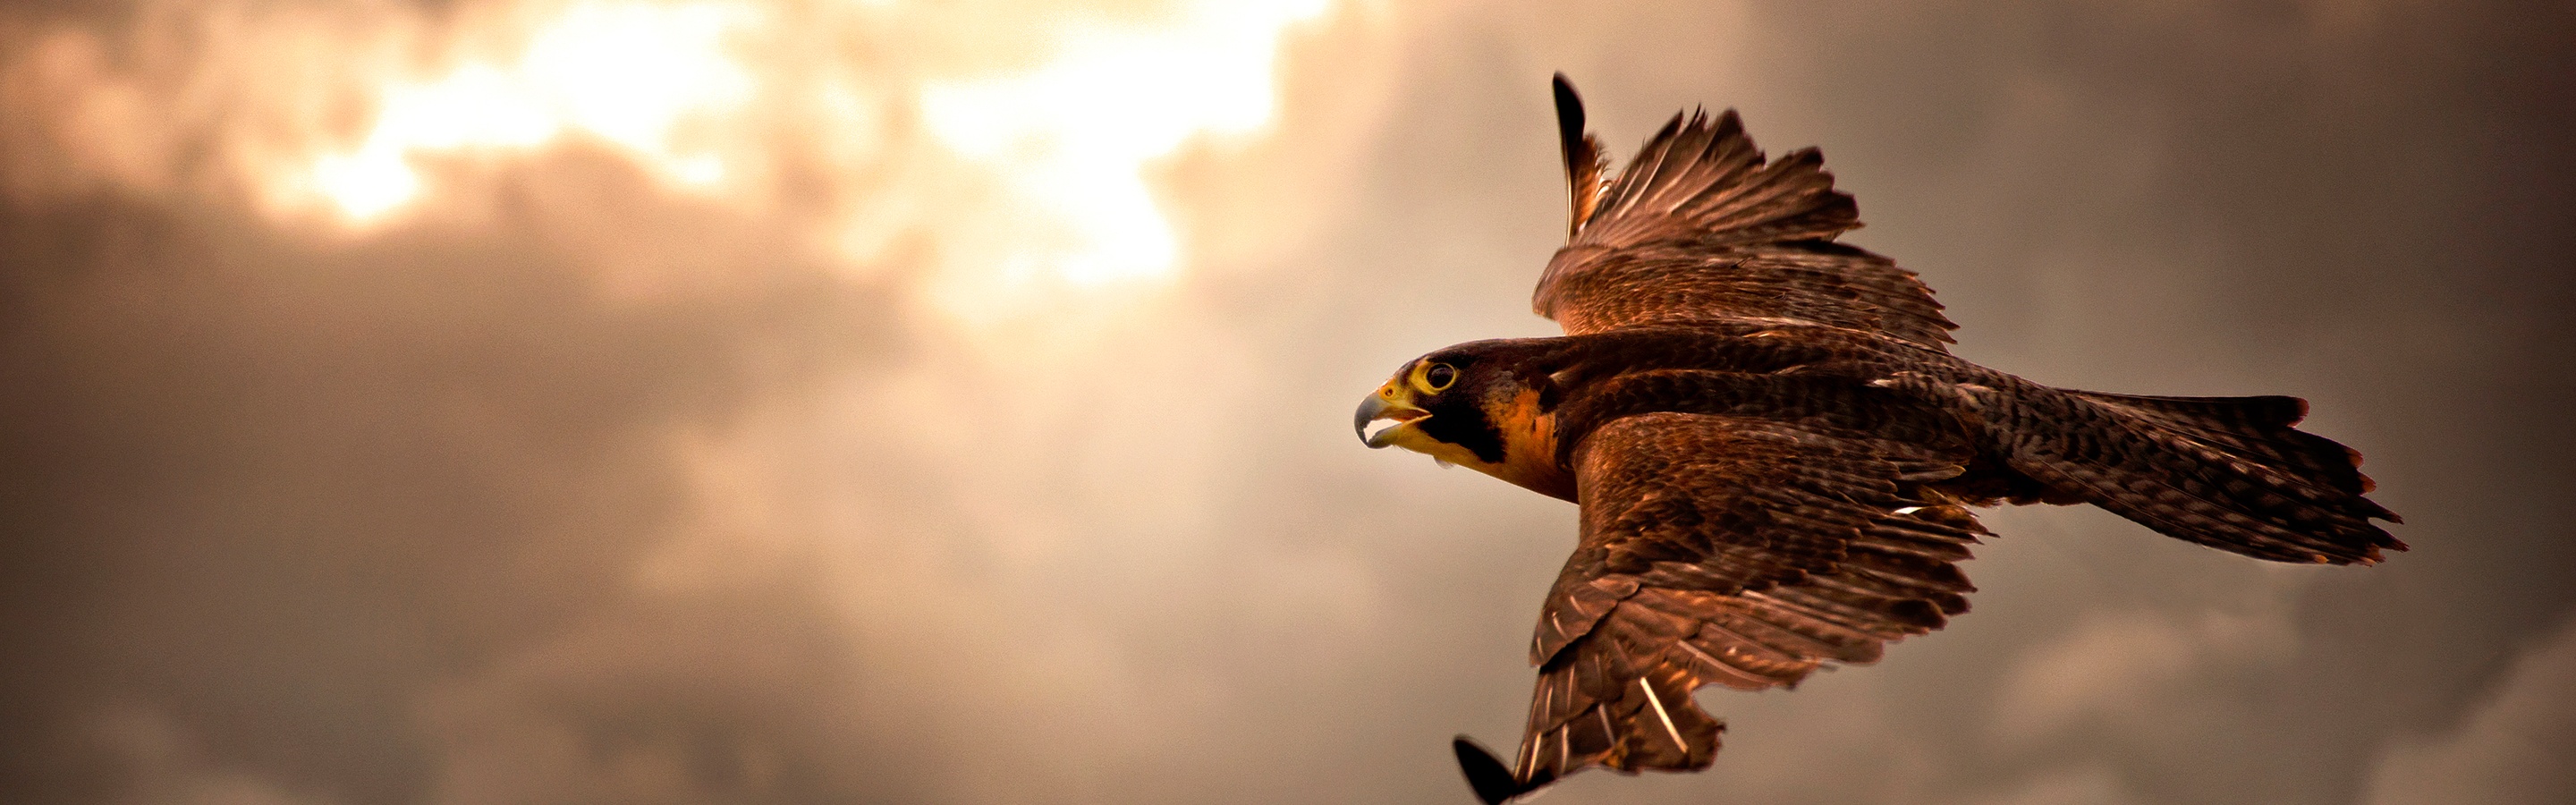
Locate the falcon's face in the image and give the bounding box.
[1355,341,1575,501]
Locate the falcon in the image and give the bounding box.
[1352,76,2402,804]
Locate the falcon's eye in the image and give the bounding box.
[1424,363,1458,391]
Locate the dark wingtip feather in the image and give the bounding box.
[1551,75,1588,192]
[1551,73,1608,239]
[1453,736,1536,804]
[1552,73,1584,142]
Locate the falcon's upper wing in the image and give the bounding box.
[1463,408,1988,798]
[1534,76,1956,349]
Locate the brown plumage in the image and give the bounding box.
[1353,75,2402,804]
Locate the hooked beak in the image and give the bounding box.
[1354,384,1428,448]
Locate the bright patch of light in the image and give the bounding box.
[919,0,1330,287]
[309,1,755,221]
[13,0,1341,322]
[311,148,419,221]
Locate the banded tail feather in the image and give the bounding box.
[2009,387,2404,564]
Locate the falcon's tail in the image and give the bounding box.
[2004,388,2404,564]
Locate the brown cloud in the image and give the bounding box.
[2364,611,2576,805]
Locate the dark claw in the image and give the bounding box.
[1453,735,1542,804]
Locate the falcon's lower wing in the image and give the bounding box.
[1464,412,1988,801]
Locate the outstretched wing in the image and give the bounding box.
[1459,411,1988,801]
[1536,77,1955,349]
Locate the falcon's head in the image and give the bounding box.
[1355,339,1576,502]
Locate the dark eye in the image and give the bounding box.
[1424,363,1457,390]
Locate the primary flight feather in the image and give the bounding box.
[1353,75,2402,804]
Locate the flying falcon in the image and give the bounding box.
[1352,76,2403,804]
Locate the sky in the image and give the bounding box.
[2,1,2572,804]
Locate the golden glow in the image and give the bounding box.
[919,0,1331,288]
[309,1,756,221]
[4,0,1344,322]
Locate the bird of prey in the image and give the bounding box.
[1353,75,2402,804]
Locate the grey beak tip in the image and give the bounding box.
[1354,395,1390,447]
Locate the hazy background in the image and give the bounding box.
[4,1,2571,803]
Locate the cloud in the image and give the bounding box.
[1991,599,2300,743]
[2361,612,2576,805]
[76,705,338,805]
[1975,765,2143,805]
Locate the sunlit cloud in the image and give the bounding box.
[2,0,1341,326]
[917,0,1332,289]
[307,1,757,221]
